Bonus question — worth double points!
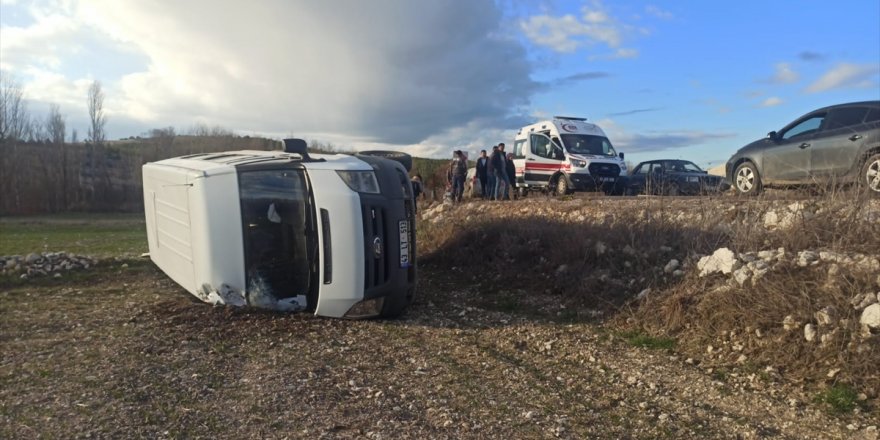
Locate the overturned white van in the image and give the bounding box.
[512,116,628,196]
[142,139,417,318]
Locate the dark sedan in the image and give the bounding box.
[626,160,729,196]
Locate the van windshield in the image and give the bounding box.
[560,134,617,157]
[239,169,316,302]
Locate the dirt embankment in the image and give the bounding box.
[1,193,879,439]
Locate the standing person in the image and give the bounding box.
[492,143,510,201]
[410,174,424,211]
[475,150,489,199]
[505,153,516,200]
[448,150,467,202]
[487,145,498,200]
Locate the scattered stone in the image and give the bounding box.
[851,292,878,310]
[860,304,880,329]
[25,253,41,264]
[797,251,820,267]
[804,324,817,342]
[814,306,835,326]
[636,288,651,300]
[53,273,61,279]
[555,265,569,276]
[782,315,798,331]
[663,259,680,274]
[827,368,840,379]
[659,245,673,253]
[595,242,607,256]
[698,248,740,276]
[672,269,684,277]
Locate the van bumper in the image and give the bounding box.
[568,174,628,193]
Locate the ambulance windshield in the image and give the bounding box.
[560,134,617,157]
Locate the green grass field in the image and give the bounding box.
[0,213,147,258]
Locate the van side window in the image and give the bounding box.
[530,133,557,160]
[529,133,565,160]
[513,139,526,159]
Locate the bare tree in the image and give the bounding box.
[0,75,30,142]
[46,104,66,145]
[87,80,106,144]
[187,122,233,137]
[71,128,78,144]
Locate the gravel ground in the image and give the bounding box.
[1,259,876,439]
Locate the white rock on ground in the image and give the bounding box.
[814,306,835,326]
[860,304,880,329]
[697,248,740,276]
[782,315,798,331]
[797,251,820,267]
[804,323,817,342]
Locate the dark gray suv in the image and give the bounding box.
[726,101,880,196]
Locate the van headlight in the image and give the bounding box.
[337,171,380,194]
[570,158,587,167]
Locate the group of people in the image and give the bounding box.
[443,142,518,202]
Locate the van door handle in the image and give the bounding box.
[799,143,810,149]
[527,158,535,161]
[849,134,863,141]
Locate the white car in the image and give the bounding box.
[142,139,417,318]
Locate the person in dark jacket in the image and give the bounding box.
[448,150,467,202]
[475,150,488,199]
[505,153,516,200]
[486,145,498,199]
[491,143,510,200]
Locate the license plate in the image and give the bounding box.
[399,220,410,267]
[599,177,615,182]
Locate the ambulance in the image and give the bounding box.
[511,116,628,196]
[142,139,417,319]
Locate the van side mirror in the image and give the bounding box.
[766,131,778,141]
[618,152,624,160]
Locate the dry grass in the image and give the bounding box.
[419,190,880,404]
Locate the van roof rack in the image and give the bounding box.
[554,116,587,121]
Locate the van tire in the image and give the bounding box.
[555,175,570,196]
[358,150,413,172]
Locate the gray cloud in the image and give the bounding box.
[552,71,611,86]
[607,107,662,117]
[798,51,825,62]
[615,131,737,153]
[18,0,541,146]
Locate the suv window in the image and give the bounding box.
[781,115,825,140]
[633,164,646,175]
[826,107,869,130]
[864,108,880,123]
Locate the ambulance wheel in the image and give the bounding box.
[517,187,528,198]
[554,175,570,196]
[357,150,413,172]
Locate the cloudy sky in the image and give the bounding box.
[1,0,878,166]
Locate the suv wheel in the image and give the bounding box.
[734,162,762,196]
[862,153,880,197]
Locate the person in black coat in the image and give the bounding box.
[475,150,488,199]
[505,153,516,200]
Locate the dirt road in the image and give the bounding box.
[1,258,875,439]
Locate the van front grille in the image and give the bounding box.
[362,204,389,289]
[588,163,620,177]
